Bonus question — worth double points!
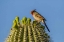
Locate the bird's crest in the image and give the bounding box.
[30,9,36,15]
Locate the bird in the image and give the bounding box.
[30,9,50,32]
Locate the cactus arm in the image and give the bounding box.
[27,18,35,42]
[15,16,21,27]
[21,17,28,42]
[23,25,28,42]
[17,27,24,42]
[28,26,35,42]
[32,25,40,42]
[12,20,18,30]
[15,16,19,23]
[22,17,27,25]
[27,18,31,25]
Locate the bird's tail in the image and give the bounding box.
[42,20,50,32]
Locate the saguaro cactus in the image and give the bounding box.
[5,16,50,42]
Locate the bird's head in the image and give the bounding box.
[30,9,36,15]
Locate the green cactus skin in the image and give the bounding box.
[15,16,19,24]
[5,17,50,42]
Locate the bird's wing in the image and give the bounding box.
[35,12,46,21]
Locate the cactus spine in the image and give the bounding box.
[5,16,50,42]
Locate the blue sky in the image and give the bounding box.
[0,0,64,42]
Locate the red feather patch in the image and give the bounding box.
[31,10,34,15]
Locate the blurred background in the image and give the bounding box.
[0,0,64,42]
